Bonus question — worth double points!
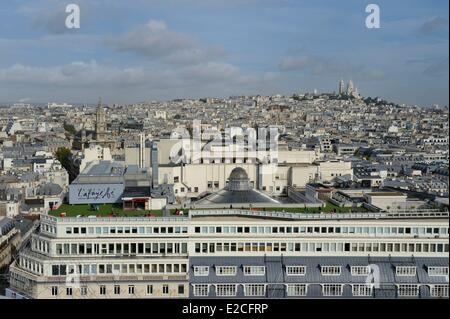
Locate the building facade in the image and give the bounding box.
[7,209,449,299]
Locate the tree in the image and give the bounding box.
[54,147,78,182]
[55,147,71,167]
[63,123,77,135]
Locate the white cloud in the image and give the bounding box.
[18,0,89,34]
[0,59,278,102]
[0,60,252,89]
[279,54,385,80]
[419,17,449,35]
[0,61,146,87]
[107,20,225,65]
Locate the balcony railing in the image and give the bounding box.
[41,208,449,224]
[189,209,449,221]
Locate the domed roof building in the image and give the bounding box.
[192,167,281,208]
[227,167,251,192]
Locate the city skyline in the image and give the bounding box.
[0,0,448,106]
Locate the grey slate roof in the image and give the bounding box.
[0,217,15,236]
[189,256,449,298]
[36,183,63,196]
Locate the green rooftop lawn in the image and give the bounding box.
[234,203,368,214]
[188,203,368,214]
[50,204,166,217]
[50,202,368,218]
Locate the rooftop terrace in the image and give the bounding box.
[43,208,449,223]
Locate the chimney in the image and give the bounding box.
[139,133,146,169]
[151,142,159,188]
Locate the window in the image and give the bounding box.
[286,284,308,297]
[193,284,209,297]
[243,266,266,276]
[396,266,417,277]
[216,284,237,297]
[128,285,135,295]
[216,266,237,276]
[351,266,370,276]
[178,285,185,295]
[428,267,449,277]
[147,285,153,295]
[99,285,106,295]
[430,285,449,298]
[397,284,419,297]
[51,286,58,296]
[80,286,88,296]
[286,266,306,276]
[193,266,209,276]
[244,284,266,297]
[322,284,343,297]
[66,287,73,296]
[114,285,121,295]
[321,266,341,276]
[162,285,169,295]
[352,284,373,297]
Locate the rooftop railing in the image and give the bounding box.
[40,208,449,224]
[50,216,190,223]
[189,209,449,221]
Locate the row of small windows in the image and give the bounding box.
[65,226,188,236]
[193,284,267,297]
[193,265,339,277]
[396,266,417,277]
[52,284,186,297]
[395,266,449,277]
[41,223,56,234]
[55,242,188,256]
[10,273,180,297]
[194,241,449,254]
[32,238,50,254]
[50,262,188,276]
[397,284,449,298]
[192,284,449,298]
[18,257,44,275]
[428,267,450,277]
[194,266,266,277]
[194,225,449,237]
[193,265,448,277]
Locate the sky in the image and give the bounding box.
[0,0,448,106]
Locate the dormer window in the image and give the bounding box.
[428,267,449,277]
[396,266,417,277]
[216,266,237,276]
[351,266,371,276]
[193,266,209,276]
[321,266,341,276]
[243,266,265,276]
[286,266,307,276]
